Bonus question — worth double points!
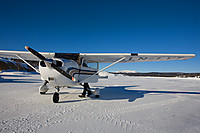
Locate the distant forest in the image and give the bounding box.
[0,58,38,72]
[110,72,200,78]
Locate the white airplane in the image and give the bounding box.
[0,46,195,103]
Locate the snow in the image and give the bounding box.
[0,72,200,133]
[99,71,114,77]
[113,70,137,73]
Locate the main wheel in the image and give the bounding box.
[53,92,59,103]
[95,95,100,98]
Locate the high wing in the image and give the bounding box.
[79,53,195,63]
[0,50,195,63]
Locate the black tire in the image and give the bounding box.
[95,95,100,98]
[53,92,59,103]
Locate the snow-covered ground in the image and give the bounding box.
[0,72,200,133]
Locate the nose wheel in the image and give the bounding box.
[39,81,49,94]
[53,87,60,103]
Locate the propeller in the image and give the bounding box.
[25,46,76,81]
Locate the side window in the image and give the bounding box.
[87,62,98,69]
[53,60,63,67]
[81,59,98,69]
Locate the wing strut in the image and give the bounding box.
[79,57,125,83]
[15,54,40,73]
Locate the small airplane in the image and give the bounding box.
[0,46,195,103]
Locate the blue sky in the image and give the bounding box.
[0,0,199,72]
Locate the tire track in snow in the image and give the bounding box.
[86,96,186,132]
[0,93,187,132]
[105,96,186,116]
[0,104,85,132]
[88,111,153,132]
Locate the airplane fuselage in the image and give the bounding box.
[39,58,99,87]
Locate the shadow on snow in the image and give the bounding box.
[57,85,200,103]
[0,74,42,83]
[98,85,200,102]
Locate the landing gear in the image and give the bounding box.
[39,81,49,94]
[93,88,100,98]
[53,87,60,103]
[95,95,100,98]
[79,83,92,98]
[40,92,46,95]
[79,83,100,98]
[53,92,59,103]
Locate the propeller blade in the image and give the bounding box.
[25,46,46,60]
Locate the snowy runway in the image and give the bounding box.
[1,72,200,133]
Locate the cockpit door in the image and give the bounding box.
[75,59,99,83]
